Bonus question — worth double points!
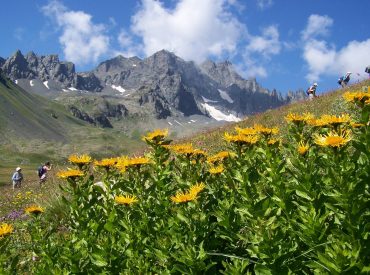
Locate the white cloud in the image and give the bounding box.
[242,25,281,78]
[302,14,333,41]
[256,0,273,10]
[115,29,142,57]
[42,1,109,65]
[13,27,25,41]
[302,14,370,82]
[130,0,245,62]
[246,25,281,57]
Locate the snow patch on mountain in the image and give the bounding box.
[68,87,78,91]
[112,85,126,93]
[218,89,233,103]
[30,80,34,86]
[201,96,218,103]
[43,81,49,89]
[201,103,241,122]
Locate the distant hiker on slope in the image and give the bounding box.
[38,162,52,187]
[366,66,370,79]
[338,72,352,88]
[12,167,23,190]
[306,82,318,100]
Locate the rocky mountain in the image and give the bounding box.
[1,49,304,127]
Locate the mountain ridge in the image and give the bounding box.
[1,49,305,124]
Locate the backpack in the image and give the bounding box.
[338,77,343,85]
[37,166,45,178]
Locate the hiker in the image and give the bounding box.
[338,72,352,88]
[12,167,23,190]
[306,83,318,100]
[366,66,370,78]
[38,162,52,186]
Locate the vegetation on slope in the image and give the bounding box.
[0,82,369,273]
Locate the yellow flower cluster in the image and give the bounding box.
[253,124,279,136]
[68,154,92,165]
[0,223,13,238]
[209,165,224,174]
[285,113,314,124]
[142,129,168,142]
[171,183,205,203]
[114,195,138,205]
[224,133,259,145]
[25,205,44,215]
[236,125,279,136]
[308,114,351,127]
[267,138,280,146]
[314,130,352,148]
[165,144,206,157]
[207,151,233,164]
[94,157,119,168]
[115,156,151,171]
[343,91,370,103]
[57,169,84,179]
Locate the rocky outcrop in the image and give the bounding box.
[0,57,5,67]
[68,97,128,128]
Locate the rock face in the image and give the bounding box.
[1,49,302,123]
[68,97,128,128]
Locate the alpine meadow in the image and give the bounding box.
[1,80,370,273]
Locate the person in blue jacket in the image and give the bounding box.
[338,72,352,88]
[12,167,23,190]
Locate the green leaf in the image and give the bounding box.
[254,264,272,275]
[90,253,108,267]
[104,222,114,233]
[295,190,312,201]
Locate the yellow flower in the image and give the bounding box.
[297,141,309,155]
[235,126,258,136]
[209,165,225,174]
[189,183,206,196]
[312,114,351,127]
[94,158,118,168]
[57,169,84,179]
[267,138,280,145]
[166,144,206,157]
[224,133,259,145]
[171,191,197,203]
[343,91,370,103]
[207,151,233,164]
[142,129,168,142]
[253,124,279,136]
[314,130,352,148]
[126,157,151,167]
[285,113,314,124]
[171,183,205,203]
[0,223,13,238]
[114,195,138,205]
[25,205,44,215]
[68,154,92,165]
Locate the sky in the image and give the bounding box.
[0,0,369,95]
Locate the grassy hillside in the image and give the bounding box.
[0,74,144,185]
[1,79,369,273]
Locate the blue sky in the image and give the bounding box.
[1,0,369,94]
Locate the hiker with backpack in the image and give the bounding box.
[306,83,318,100]
[338,72,352,88]
[38,162,52,186]
[12,167,23,190]
[366,66,370,78]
